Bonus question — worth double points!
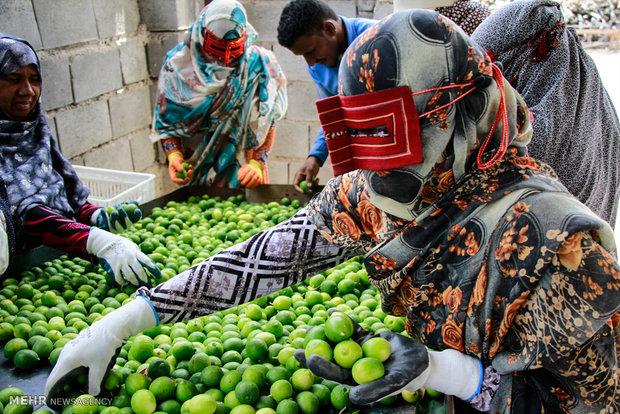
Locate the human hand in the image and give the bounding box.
[238,160,265,189]
[168,152,193,185]
[86,227,161,286]
[45,297,158,410]
[91,202,141,233]
[294,311,483,405]
[293,157,321,193]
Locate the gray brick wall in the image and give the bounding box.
[0,0,391,198]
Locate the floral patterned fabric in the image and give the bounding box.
[308,9,619,413]
[150,0,287,188]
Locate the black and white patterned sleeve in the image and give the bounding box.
[136,209,356,324]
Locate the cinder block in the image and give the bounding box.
[0,0,43,49]
[93,0,141,38]
[144,163,176,197]
[287,160,304,184]
[120,37,149,84]
[82,138,134,171]
[284,82,320,122]
[358,0,377,13]
[267,160,289,185]
[33,0,98,49]
[129,129,158,172]
[71,48,123,102]
[109,87,152,138]
[44,114,58,143]
[138,0,197,31]
[373,0,393,19]
[272,44,313,83]
[40,55,73,110]
[146,32,186,78]
[328,1,357,16]
[55,101,113,159]
[271,121,310,158]
[149,83,159,114]
[245,1,288,44]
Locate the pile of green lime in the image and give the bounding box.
[0,194,441,413]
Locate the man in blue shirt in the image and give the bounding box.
[277,0,376,192]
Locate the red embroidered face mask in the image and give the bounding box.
[317,64,509,176]
[202,29,246,66]
[316,86,423,176]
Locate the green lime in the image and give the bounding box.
[224,390,241,409]
[295,391,319,414]
[241,366,266,388]
[324,313,354,343]
[290,369,314,392]
[4,337,28,359]
[183,394,217,414]
[157,399,181,414]
[351,357,384,384]
[270,379,293,403]
[175,379,198,403]
[275,398,297,414]
[333,339,363,369]
[220,370,242,394]
[72,394,98,414]
[130,335,154,363]
[0,387,24,406]
[13,349,40,369]
[245,338,268,363]
[147,358,171,379]
[149,376,176,402]
[188,352,211,374]
[31,336,54,359]
[235,380,259,405]
[171,341,195,361]
[266,366,289,385]
[201,365,224,388]
[102,369,123,393]
[230,404,254,414]
[124,373,151,396]
[330,385,351,410]
[310,384,330,406]
[361,337,391,362]
[304,339,332,361]
[131,389,156,414]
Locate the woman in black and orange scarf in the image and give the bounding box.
[47,9,619,413]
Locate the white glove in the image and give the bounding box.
[0,211,8,275]
[45,297,159,409]
[86,227,161,287]
[408,349,483,401]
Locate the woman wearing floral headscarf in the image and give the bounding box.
[47,10,619,413]
[151,0,287,188]
[0,33,160,287]
[472,0,620,227]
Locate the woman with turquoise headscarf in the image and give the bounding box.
[151,0,288,188]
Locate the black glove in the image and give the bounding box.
[294,311,430,405]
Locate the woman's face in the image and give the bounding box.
[0,64,41,120]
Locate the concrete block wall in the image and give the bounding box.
[0,0,392,199]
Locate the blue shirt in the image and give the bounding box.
[307,16,377,164]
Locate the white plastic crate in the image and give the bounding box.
[72,165,156,208]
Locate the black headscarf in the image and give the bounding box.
[472,0,620,226]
